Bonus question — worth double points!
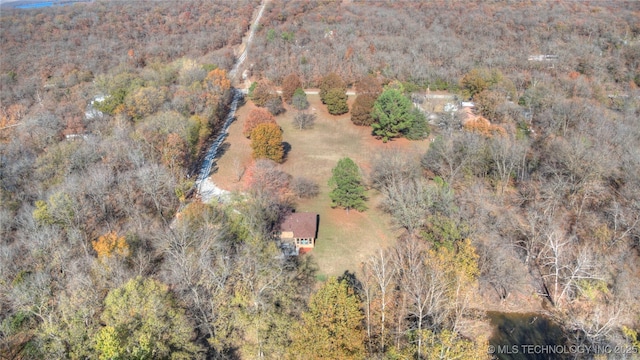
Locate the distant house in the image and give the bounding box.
[528,54,558,61]
[444,102,459,113]
[279,212,318,254]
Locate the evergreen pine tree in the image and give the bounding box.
[371,88,415,142]
[319,72,346,104]
[403,108,430,140]
[325,88,349,115]
[328,158,367,212]
[292,88,309,110]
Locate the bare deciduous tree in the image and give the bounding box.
[380,178,432,236]
[537,221,604,307]
[292,112,316,130]
[362,249,396,353]
[291,177,319,198]
[489,134,528,194]
[370,148,421,191]
[421,133,488,185]
[393,237,450,358]
[159,211,232,341]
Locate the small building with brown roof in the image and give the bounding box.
[279,212,319,254]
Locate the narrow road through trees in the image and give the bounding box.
[196,0,269,202]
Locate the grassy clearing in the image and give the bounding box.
[211,93,431,277]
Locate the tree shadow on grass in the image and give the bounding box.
[338,270,364,294]
[282,141,291,162]
[215,142,231,159]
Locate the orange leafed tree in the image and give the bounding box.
[202,68,230,111]
[0,103,26,142]
[463,116,506,137]
[161,133,188,172]
[250,123,284,163]
[1,103,25,126]
[281,73,302,104]
[251,79,276,107]
[243,159,291,199]
[205,68,231,95]
[355,75,382,96]
[351,94,377,126]
[92,231,130,259]
[319,72,346,104]
[62,116,85,137]
[243,108,276,138]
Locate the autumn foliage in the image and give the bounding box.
[161,133,188,172]
[319,72,348,115]
[92,232,130,259]
[0,103,26,142]
[243,108,277,138]
[204,68,231,95]
[289,278,365,359]
[352,76,382,125]
[243,159,291,198]
[4,1,640,358]
[250,123,284,163]
[125,86,166,120]
[319,72,346,103]
[281,73,302,104]
[351,94,377,126]
[250,80,277,107]
[462,110,506,137]
[62,116,86,137]
[355,75,382,96]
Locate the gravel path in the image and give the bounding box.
[196,0,268,202]
[196,89,242,202]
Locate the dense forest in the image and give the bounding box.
[1,0,640,359]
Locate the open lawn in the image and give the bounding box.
[211,93,432,277]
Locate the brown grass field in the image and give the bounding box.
[211,93,432,277]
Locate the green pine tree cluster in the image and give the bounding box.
[371,88,429,142]
[320,72,349,115]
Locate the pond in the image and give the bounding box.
[15,2,54,9]
[488,311,570,360]
[11,0,91,10]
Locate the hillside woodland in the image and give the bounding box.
[1,0,640,359]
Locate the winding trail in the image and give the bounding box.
[196,0,269,203]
